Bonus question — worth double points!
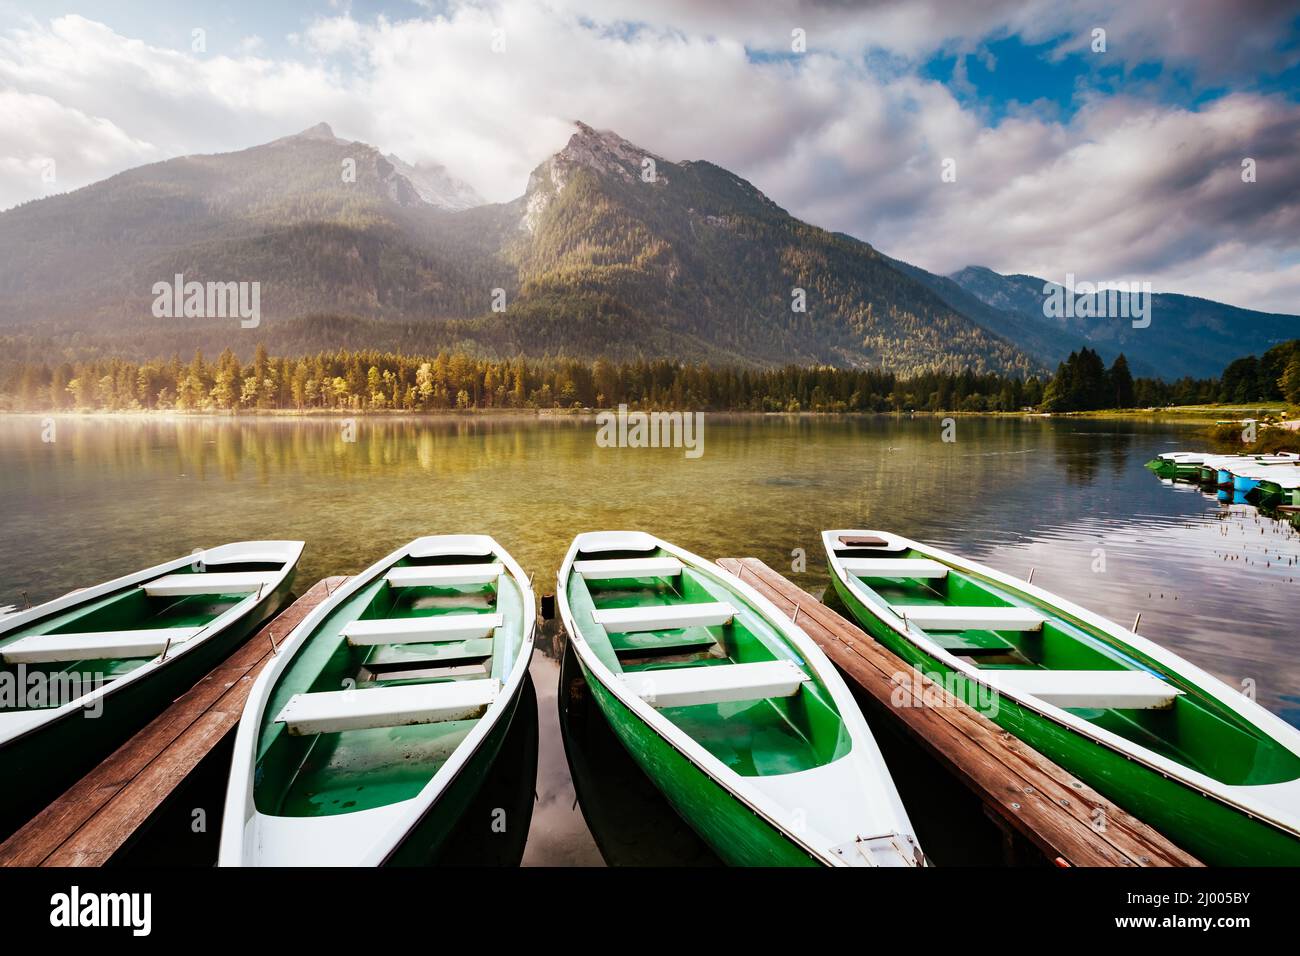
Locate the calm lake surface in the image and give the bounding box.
[3,414,1298,864]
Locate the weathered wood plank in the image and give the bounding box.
[719,557,1201,868]
[0,577,347,867]
[45,711,237,867]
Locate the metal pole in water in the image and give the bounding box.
[1132,612,1142,633]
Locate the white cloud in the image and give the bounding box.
[0,88,160,208]
[0,4,1298,313]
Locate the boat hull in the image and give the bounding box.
[574,653,818,867]
[382,672,526,865]
[0,573,294,839]
[827,574,1300,866]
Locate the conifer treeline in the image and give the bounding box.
[1,346,1044,413]
[1040,341,1300,412]
[1,341,1296,413]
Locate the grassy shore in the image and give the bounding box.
[1047,402,1295,423]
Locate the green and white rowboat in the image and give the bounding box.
[0,540,302,836]
[1248,465,1300,505]
[1196,454,1298,486]
[558,531,923,867]
[1258,481,1300,507]
[219,534,534,866]
[823,529,1300,866]
[1144,452,1206,478]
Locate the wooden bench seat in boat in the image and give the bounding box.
[979,669,1183,710]
[274,678,500,734]
[572,557,684,580]
[927,630,1016,656]
[385,564,503,588]
[893,604,1045,632]
[841,557,949,579]
[837,535,892,547]
[365,638,494,671]
[621,659,809,708]
[592,602,736,634]
[609,631,717,656]
[1,626,203,664]
[341,613,503,646]
[142,571,279,597]
[407,536,495,559]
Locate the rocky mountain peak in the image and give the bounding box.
[384,153,484,211]
[522,121,668,232]
[559,121,662,178]
[296,121,341,142]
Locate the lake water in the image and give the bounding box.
[3,414,1298,864]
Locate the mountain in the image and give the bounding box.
[0,122,511,341]
[3,119,1295,378]
[884,258,1100,374]
[948,266,1300,379]
[0,121,1039,375]
[485,123,1037,370]
[382,151,484,211]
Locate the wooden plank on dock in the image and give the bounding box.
[717,557,1201,868]
[0,576,348,868]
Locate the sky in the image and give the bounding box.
[2,0,1299,312]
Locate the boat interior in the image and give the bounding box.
[566,544,851,777]
[0,560,286,713]
[253,547,526,818]
[831,537,1300,788]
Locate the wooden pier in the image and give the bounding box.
[716,557,1202,867]
[0,576,348,867]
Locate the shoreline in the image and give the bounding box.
[0,406,1288,423]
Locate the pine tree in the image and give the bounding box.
[1281,355,1300,405]
[1109,354,1135,408]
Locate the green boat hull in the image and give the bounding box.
[577,654,818,867]
[0,576,294,839]
[383,673,525,865]
[1145,459,1204,480]
[1254,481,1299,506]
[828,575,1300,866]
